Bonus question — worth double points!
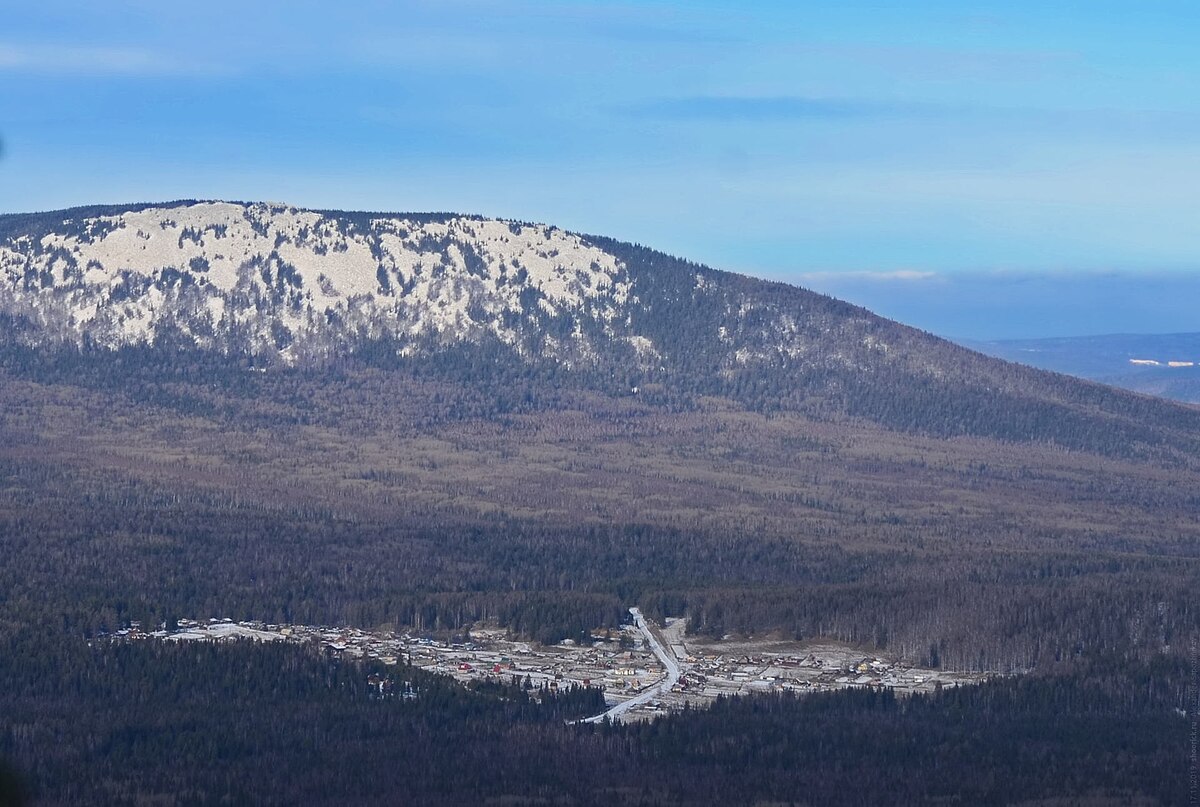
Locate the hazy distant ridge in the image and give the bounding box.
[966,332,1200,404]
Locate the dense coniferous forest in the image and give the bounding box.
[2,345,1197,667]
[1,343,1198,802]
[0,636,1190,805]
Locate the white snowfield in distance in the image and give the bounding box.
[1128,359,1196,367]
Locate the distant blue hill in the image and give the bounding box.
[963,332,1200,404]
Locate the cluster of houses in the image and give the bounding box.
[667,651,963,703]
[423,632,662,695]
[104,617,666,699]
[107,617,987,720]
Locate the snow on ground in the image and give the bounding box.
[0,201,634,360]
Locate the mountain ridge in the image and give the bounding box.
[3,200,1200,463]
[0,199,896,371]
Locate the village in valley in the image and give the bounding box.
[107,612,992,723]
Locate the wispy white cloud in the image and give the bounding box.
[799,269,938,282]
[628,95,944,121]
[0,43,227,76]
[784,41,1083,81]
[628,94,1200,141]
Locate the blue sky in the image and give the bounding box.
[2,1,1197,339]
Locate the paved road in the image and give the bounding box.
[578,607,684,724]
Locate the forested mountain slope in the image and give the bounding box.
[3,201,1199,457]
[0,201,1198,674]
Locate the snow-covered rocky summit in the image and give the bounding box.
[0,198,908,382]
[0,201,641,364]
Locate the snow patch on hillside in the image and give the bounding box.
[0,201,632,363]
